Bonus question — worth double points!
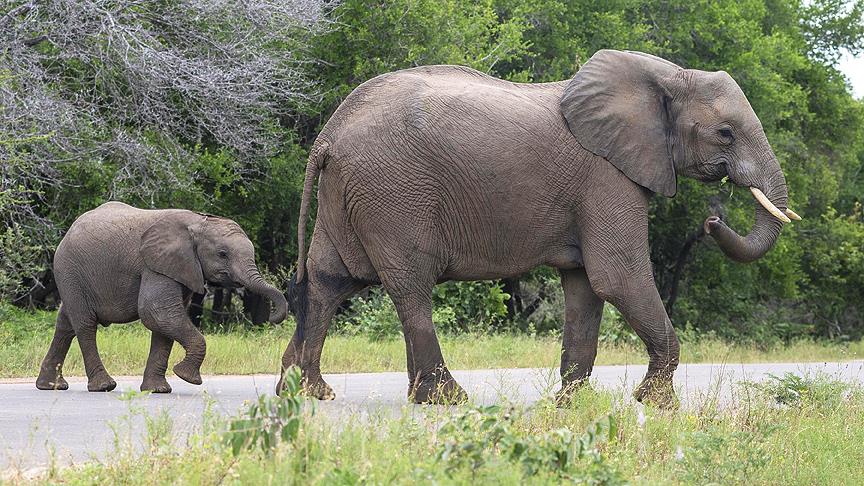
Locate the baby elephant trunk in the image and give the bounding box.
[241,266,288,323]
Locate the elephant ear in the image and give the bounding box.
[140,212,207,294]
[560,49,683,197]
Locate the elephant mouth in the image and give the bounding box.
[208,272,240,289]
[207,281,239,289]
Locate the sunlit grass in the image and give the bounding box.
[5,371,863,485]
[2,307,862,379]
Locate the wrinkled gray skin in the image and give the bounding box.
[279,50,791,407]
[37,202,288,393]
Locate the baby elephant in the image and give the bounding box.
[36,202,288,393]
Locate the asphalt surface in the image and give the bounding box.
[2,361,863,471]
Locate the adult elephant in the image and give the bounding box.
[37,202,288,393]
[278,50,799,406]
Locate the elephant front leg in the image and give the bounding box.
[592,274,680,408]
[581,207,680,409]
[139,270,206,386]
[390,291,467,405]
[556,268,604,406]
[141,331,174,393]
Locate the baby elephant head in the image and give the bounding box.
[560,50,800,263]
[140,211,288,323]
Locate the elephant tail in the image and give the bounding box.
[295,140,327,283]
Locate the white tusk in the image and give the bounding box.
[785,208,802,221]
[750,187,791,223]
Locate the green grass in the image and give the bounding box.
[6,371,864,484]
[2,306,863,379]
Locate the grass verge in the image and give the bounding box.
[2,306,863,379]
[5,371,863,485]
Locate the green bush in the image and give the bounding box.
[333,290,402,340]
[742,371,854,411]
[432,281,510,332]
[223,367,307,456]
[335,282,509,338]
[0,225,46,301]
[436,405,622,482]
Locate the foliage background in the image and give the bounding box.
[2,0,863,343]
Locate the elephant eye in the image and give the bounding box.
[218,249,228,258]
[718,127,734,142]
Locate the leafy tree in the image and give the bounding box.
[2,0,863,341]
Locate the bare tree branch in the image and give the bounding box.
[0,1,35,29]
[0,0,336,300]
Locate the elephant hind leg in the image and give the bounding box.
[386,285,467,405]
[279,228,367,399]
[75,320,117,392]
[556,267,604,406]
[36,306,76,390]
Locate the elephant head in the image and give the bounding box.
[560,49,800,262]
[140,212,288,323]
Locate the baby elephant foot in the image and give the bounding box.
[87,374,117,392]
[410,366,468,405]
[173,361,203,385]
[141,377,172,393]
[36,367,69,391]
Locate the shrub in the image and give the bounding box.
[436,405,622,482]
[742,371,853,411]
[0,224,46,301]
[432,280,510,333]
[223,367,307,456]
[335,282,509,339]
[334,290,402,340]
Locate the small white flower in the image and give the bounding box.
[636,407,646,427]
[675,445,684,461]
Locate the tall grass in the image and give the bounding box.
[2,306,863,379]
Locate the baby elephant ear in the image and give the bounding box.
[560,49,682,197]
[140,212,207,294]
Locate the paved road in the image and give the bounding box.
[2,361,863,470]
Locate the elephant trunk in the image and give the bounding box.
[704,157,790,263]
[240,263,288,323]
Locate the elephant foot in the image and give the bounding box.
[141,377,172,393]
[87,374,117,392]
[173,361,203,385]
[554,379,589,408]
[633,373,678,410]
[276,360,333,400]
[410,366,468,405]
[299,376,336,401]
[36,368,69,391]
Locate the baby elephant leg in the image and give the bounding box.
[139,270,206,387]
[36,306,76,390]
[77,323,117,392]
[140,331,174,393]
